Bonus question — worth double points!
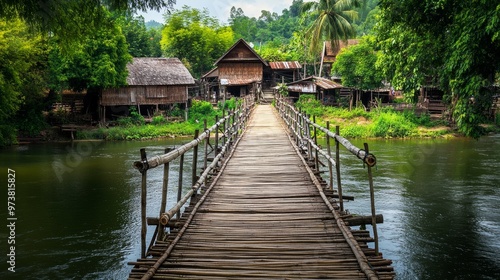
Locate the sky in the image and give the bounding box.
[137,0,294,24]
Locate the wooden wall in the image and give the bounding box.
[101,85,187,106]
[219,62,263,84]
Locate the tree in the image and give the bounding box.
[48,8,132,114]
[120,15,151,57]
[0,0,175,45]
[332,36,383,90]
[301,0,361,54]
[376,0,500,137]
[0,18,45,146]
[161,6,234,78]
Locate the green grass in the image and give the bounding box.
[295,94,453,138]
[76,100,227,141]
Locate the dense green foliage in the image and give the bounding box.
[120,15,162,57]
[0,18,46,146]
[0,0,174,47]
[331,36,383,90]
[1,0,498,146]
[161,7,234,78]
[376,0,500,137]
[77,100,223,140]
[301,0,360,56]
[229,1,303,45]
[295,95,449,138]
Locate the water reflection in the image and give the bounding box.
[331,136,500,280]
[0,136,499,279]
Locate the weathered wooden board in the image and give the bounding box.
[129,105,392,280]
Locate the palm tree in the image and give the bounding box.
[301,0,361,67]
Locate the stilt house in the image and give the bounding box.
[101,57,195,119]
[202,39,269,100]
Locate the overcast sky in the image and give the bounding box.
[137,0,294,24]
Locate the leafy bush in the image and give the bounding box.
[189,100,218,124]
[0,125,17,147]
[295,94,324,117]
[117,106,145,126]
[372,112,417,138]
[129,107,145,125]
[402,110,432,127]
[152,115,166,125]
[218,97,242,110]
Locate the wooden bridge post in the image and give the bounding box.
[222,109,227,147]
[231,109,236,145]
[158,147,173,241]
[364,142,379,255]
[305,114,313,161]
[192,130,200,185]
[335,126,344,212]
[295,109,301,146]
[139,148,148,259]
[326,121,334,190]
[214,115,219,158]
[313,115,319,170]
[177,153,185,220]
[203,120,208,173]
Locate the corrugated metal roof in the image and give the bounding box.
[269,61,302,70]
[314,77,343,89]
[126,58,195,86]
[286,76,343,92]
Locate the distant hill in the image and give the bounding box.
[145,20,163,30]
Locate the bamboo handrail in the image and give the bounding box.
[277,97,376,167]
[133,95,255,258]
[274,94,381,263]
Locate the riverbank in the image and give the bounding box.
[294,94,499,139]
[16,97,499,144]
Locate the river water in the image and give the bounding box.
[0,135,499,279]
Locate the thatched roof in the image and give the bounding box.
[127,58,195,86]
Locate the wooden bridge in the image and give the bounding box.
[129,96,394,279]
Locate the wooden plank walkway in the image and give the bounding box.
[129,105,390,279]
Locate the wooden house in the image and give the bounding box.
[101,57,195,119]
[203,39,268,100]
[286,76,344,105]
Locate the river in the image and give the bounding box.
[0,135,499,279]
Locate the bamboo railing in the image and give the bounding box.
[275,95,380,254]
[132,96,255,258]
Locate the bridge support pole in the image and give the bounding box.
[335,126,344,212]
[326,121,334,190]
[158,148,172,242]
[139,148,148,259]
[364,142,379,255]
[177,153,184,219]
[192,130,200,185]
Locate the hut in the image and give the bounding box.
[286,76,344,105]
[208,39,268,100]
[268,61,302,86]
[101,57,195,120]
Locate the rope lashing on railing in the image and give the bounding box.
[357,149,377,168]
